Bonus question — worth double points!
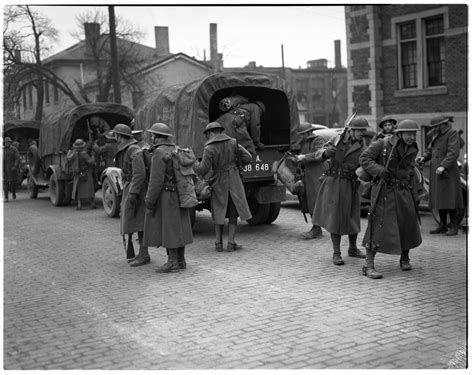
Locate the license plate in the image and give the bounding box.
[242,149,282,180]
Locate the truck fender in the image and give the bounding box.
[101,167,123,195]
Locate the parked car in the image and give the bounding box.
[27,103,134,206]
[3,119,41,186]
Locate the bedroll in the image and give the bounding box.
[171,146,198,208]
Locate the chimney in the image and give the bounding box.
[334,40,342,69]
[210,23,218,71]
[154,26,170,55]
[248,61,257,69]
[84,23,100,55]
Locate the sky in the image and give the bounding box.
[7,3,347,69]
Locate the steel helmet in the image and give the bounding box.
[147,123,173,137]
[104,131,116,140]
[111,123,132,137]
[378,115,397,129]
[396,119,420,132]
[297,122,315,135]
[72,138,87,150]
[203,122,225,134]
[255,100,266,113]
[348,117,369,129]
[4,137,12,144]
[430,114,449,127]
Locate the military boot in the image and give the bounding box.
[126,235,136,263]
[399,250,412,271]
[302,225,323,240]
[155,248,180,273]
[446,223,458,236]
[362,250,383,279]
[177,247,187,269]
[429,224,448,234]
[332,252,344,265]
[129,246,150,267]
[348,234,365,258]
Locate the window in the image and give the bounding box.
[44,81,50,104]
[397,14,446,90]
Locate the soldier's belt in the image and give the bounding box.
[385,179,411,190]
[164,182,176,192]
[324,168,357,180]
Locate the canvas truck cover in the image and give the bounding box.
[134,71,301,158]
[3,119,41,135]
[39,103,134,158]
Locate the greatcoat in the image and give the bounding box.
[300,135,326,214]
[3,145,20,182]
[216,110,256,156]
[360,135,422,254]
[143,140,193,248]
[311,131,364,235]
[67,150,96,200]
[115,139,147,235]
[194,133,252,224]
[422,124,464,210]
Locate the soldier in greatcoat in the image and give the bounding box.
[67,139,96,210]
[359,119,423,279]
[416,114,464,236]
[3,137,20,201]
[294,122,326,239]
[373,115,397,141]
[143,123,193,273]
[311,117,369,265]
[111,124,148,266]
[93,131,117,176]
[194,122,252,252]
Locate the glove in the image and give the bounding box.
[379,168,393,180]
[415,156,425,165]
[128,193,138,208]
[323,145,337,159]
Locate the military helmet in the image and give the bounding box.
[4,137,12,144]
[111,123,132,137]
[203,122,225,134]
[348,117,369,129]
[72,138,87,150]
[396,119,420,132]
[104,131,116,140]
[430,114,449,127]
[297,122,315,135]
[255,100,266,113]
[378,115,397,129]
[147,123,173,137]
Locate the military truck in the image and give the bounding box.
[129,71,300,225]
[27,103,134,206]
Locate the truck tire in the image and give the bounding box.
[27,174,39,199]
[246,198,271,226]
[49,174,65,206]
[265,202,281,224]
[102,177,120,218]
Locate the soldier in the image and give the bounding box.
[294,122,325,239]
[92,131,117,176]
[416,114,464,236]
[132,129,150,149]
[67,139,97,210]
[373,115,397,141]
[194,122,252,252]
[143,123,193,273]
[311,117,369,265]
[3,137,20,202]
[359,119,423,279]
[238,101,266,151]
[111,124,149,266]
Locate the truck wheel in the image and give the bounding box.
[265,202,281,224]
[102,177,120,218]
[27,174,38,199]
[246,199,271,225]
[49,174,65,206]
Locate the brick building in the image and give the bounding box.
[345,5,467,152]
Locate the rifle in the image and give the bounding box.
[367,179,385,252]
[336,111,357,147]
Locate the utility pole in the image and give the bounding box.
[281,44,286,81]
[108,6,121,104]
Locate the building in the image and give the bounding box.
[345,5,467,152]
[225,40,348,127]
[18,23,214,121]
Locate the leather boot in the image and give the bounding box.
[155,248,180,273]
[446,223,458,236]
[302,225,323,240]
[333,252,344,265]
[126,234,136,263]
[129,246,150,267]
[177,247,186,269]
[11,185,16,200]
[331,233,343,265]
[399,250,412,271]
[429,224,448,234]
[362,249,383,279]
[348,247,365,258]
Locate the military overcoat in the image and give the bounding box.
[3,145,20,182]
[360,135,422,254]
[422,125,464,210]
[300,135,326,214]
[194,133,252,224]
[143,140,193,248]
[311,131,364,235]
[67,150,96,200]
[115,139,147,235]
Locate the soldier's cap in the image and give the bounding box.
[72,138,87,150]
[111,123,132,137]
[147,123,173,137]
[4,137,12,143]
[396,119,420,132]
[430,114,450,127]
[297,122,316,135]
[378,115,397,128]
[203,122,225,134]
[104,131,115,140]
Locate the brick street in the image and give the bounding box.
[3,189,467,369]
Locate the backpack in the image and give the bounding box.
[171,146,198,208]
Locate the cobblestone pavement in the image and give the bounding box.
[3,190,467,369]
